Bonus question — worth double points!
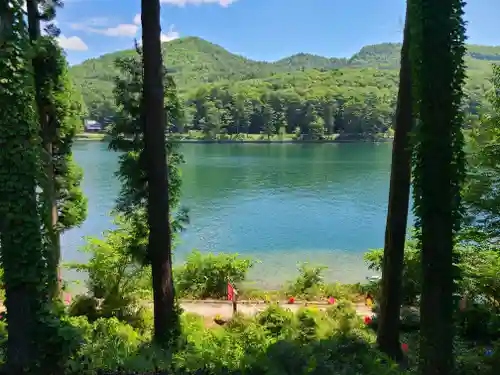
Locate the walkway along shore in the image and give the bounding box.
[175,299,373,319]
[0,299,374,320]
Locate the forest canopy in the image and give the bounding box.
[69,37,500,137]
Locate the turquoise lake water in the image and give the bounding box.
[62,141,408,288]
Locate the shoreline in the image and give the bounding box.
[75,133,393,144]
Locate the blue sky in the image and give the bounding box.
[55,0,500,66]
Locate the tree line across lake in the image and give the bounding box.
[70,37,499,140]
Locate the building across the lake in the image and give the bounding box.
[84,119,103,133]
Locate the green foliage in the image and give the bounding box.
[175,250,254,299]
[463,64,500,236]
[256,304,294,337]
[67,221,152,328]
[70,37,494,139]
[295,307,320,342]
[365,231,500,340]
[64,317,148,375]
[286,263,327,299]
[364,242,421,305]
[1,304,406,375]
[0,1,52,372]
[109,49,188,266]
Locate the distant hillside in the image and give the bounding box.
[349,42,500,73]
[69,36,499,120]
[272,53,348,71]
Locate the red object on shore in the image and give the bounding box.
[402,343,408,352]
[64,293,72,306]
[364,315,372,325]
[328,297,336,305]
[288,297,295,304]
[227,282,235,301]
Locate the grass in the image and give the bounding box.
[175,131,362,143]
[75,132,108,141]
[74,130,392,143]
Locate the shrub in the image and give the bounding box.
[287,263,327,298]
[256,304,294,337]
[65,317,146,375]
[323,282,361,301]
[68,294,100,321]
[364,241,421,305]
[67,227,153,329]
[175,250,254,299]
[457,304,500,341]
[295,307,320,342]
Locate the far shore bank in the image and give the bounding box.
[75,132,394,144]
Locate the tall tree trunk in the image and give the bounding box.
[0,3,46,373]
[410,0,467,374]
[26,0,60,301]
[141,0,176,344]
[376,4,412,361]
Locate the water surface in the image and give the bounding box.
[63,142,401,287]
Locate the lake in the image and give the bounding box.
[62,141,403,288]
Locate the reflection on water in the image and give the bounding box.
[63,142,408,286]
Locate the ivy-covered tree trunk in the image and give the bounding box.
[141,0,177,344]
[410,0,467,374]
[0,1,47,372]
[26,0,60,300]
[376,4,412,361]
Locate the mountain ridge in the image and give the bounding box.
[69,36,499,119]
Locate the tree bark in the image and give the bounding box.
[26,0,60,301]
[0,3,46,373]
[411,0,466,373]
[376,4,412,361]
[141,0,176,344]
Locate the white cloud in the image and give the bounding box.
[99,24,138,37]
[71,22,138,37]
[133,13,141,25]
[160,25,180,42]
[160,0,238,7]
[83,17,110,27]
[56,35,88,51]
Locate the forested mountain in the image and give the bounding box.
[70,36,499,137]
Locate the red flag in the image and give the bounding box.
[227,281,234,301]
[64,292,72,306]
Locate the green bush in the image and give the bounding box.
[364,241,421,305]
[56,303,413,375]
[65,317,146,375]
[286,263,327,298]
[256,304,294,337]
[67,226,153,330]
[68,294,100,321]
[325,300,361,334]
[295,307,320,342]
[175,250,254,299]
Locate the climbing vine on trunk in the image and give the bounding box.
[27,0,88,301]
[0,0,48,372]
[409,0,467,374]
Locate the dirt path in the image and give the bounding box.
[180,300,373,319]
[0,299,374,321]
